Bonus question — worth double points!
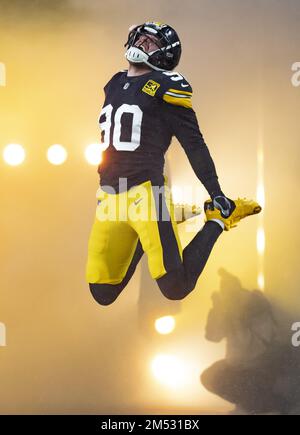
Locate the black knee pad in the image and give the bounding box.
[156,268,193,301]
[159,286,186,301]
[89,283,122,306]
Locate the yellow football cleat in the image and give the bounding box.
[174,203,202,224]
[204,197,262,231]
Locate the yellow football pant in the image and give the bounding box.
[86,180,183,285]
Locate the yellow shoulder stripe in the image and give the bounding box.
[168,88,192,96]
[163,94,192,109]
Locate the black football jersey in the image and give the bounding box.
[98,69,222,197]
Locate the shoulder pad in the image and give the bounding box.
[158,71,193,109]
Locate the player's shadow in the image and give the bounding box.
[200,268,300,415]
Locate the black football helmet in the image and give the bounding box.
[124,21,182,71]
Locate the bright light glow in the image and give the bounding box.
[257,127,265,294]
[3,144,26,166]
[171,185,183,204]
[257,227,265,255]
[0,62,6,86]
[47,144,67,165]
[85,143,103,165]
[256,183,265,209]
[155,316,176,335]
[151,354,188,389]
[257,148,264,166]
[258,273,265,291]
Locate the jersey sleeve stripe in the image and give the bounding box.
[168,88,192,96]
[165,91,192,98]
[163,94,193,109]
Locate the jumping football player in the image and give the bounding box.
[86,21,261,306]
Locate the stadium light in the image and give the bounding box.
[151,354,188,389]
[47,144,67,165]
[85,143,103,165]
[155,316,176,335]
[3,144,26,166]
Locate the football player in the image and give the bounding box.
[86,21,261,306]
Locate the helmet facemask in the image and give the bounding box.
[124,22,181,71]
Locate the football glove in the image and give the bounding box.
[212,195,235,218]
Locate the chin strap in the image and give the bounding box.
[125,47,166,72]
